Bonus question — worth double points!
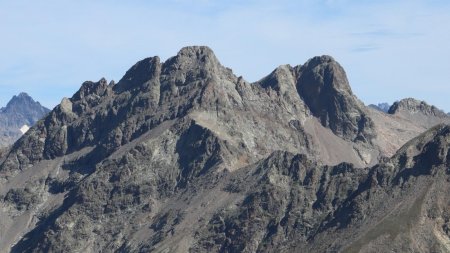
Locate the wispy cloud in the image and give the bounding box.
[351,45,380,53]
[350,30,423,38]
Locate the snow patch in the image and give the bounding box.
[20,125,30,134]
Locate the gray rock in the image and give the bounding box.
[388,98,447,117]
[297,55,376,143]
[1,46,450,253]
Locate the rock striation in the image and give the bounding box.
[1,46,450,252]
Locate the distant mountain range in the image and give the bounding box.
[0,93,50,147]
[368,102,391,113]
[1,46,450,252]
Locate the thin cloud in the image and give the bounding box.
[350,30,424,38]
[351,45,380,53]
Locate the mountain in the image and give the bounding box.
[368,102,390,113]
[387,98,450,129]
[0,93,50,147]
[1,46,450,252]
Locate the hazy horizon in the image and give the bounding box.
[1,0,449,111]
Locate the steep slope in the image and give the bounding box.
[0,93,50,147]
[305,124,450,252]
[1,46,449,252]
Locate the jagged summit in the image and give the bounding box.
[296,54,374,143]
[174,46,219,64]
[4,92,42,112]
[73,78,110,100]
[257,64,299,92]
[388,97,447,117]
[113,46,222,94]
[383,98,450,130]
[162,46,223,77]
[1,92,50,120]
[0,93,50,147]
[301,55,337,70]
[299,55,352,94]
[114,56,161,93]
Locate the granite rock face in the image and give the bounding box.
[1,46,450,252]
[0,93,50,147]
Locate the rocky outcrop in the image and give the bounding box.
[0,93,50,147]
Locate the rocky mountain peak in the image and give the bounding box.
[0,93,50,147]
[299,55,352,94]
[166,46,220,70]
[296,55,375,143]
[2,92,49,121]
[176,46,219,65]
[161,46,225,84]
[257,64,297,92]
[114,56,161,93]
[73,78,110,101]
[388,98,447,117]
[5,92,36,111]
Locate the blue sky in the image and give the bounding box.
[1,0,449,111]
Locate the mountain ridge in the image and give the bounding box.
[1,46,450,252]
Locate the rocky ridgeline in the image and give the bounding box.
[388,98,447,117]
[1,46,450,252]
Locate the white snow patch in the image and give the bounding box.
[20,125,30,134]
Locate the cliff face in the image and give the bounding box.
[0,93,50,148]
[1,46,450,253]
[297,55,375,143]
